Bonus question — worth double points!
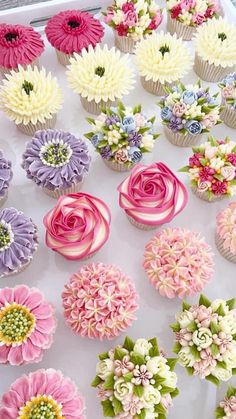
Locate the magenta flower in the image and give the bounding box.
[199,166,215,182]
[227,153,236,166]
[133,364,153,386]
[189,153,203,167]
[212,180,228,195]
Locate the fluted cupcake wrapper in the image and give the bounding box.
[80,96,118,115]
[114,32,138,54]
[164,126,202,147]
[0,58,40,78]
[42,181,83,199]
[103,159,135,172]
[191,186,225,202]
[141,76,177,96]
[56,49,73,67]
[220,104,236,129]
[17,114,57,137]
[215,232,236,263]
[167,14,195,40]
[127,215,157,231]
[194,53,233,82]
[1,259,32,279]
[0,192,8,208]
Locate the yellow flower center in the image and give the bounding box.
[0,303,35,345]
[18,395,64,419]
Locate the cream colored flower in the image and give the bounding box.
[67,45,135,103]
[192,327,213,349]
[0,66,62,125]
[178,347,195,367]
[189,168,200,180]
[209,157,225,170]
[141,386,161,409]
[146,356,168,375]
[96,359,114,380]
[220,313,236,335]
[213,367,232,381]
[177,310,194,328]
[114,378,133,401]
[141,134,155,150]
[211,299,229,314]
[133,338,152,356]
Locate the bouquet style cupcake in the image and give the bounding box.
[67,44,135,115]
[45,9,104,66]
[166,0,221,41]
[194,18,236,82]
[159,81,221,147]
[62,263,139,340]
[0,150,13,207]
[92,336,179,418]
[135,32,193,96]
[0,66,62,136]
[215,386,236,418]
[104,0,163,53]
[216,202,236,263]
[85,102,159,172]
[180,136,236,202]
[0,23,44,76]
[22,129,91,198]
[171,295,236,385]
[219,73,236,129]
[0,207,38,278]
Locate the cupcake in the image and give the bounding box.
[216,202,236,263]
[67,44,135,115]
[22,129,91,198]
[0,150,13,206]
[45,9,104,67]
[0,23,44,77]
[62,262,139,340]
[135,31,193,96]
[159,81,221,147]
[194,18,236,82]
[44,193,111,260]
[0,66,62,136]
[118,162,188,230]
[166,0,221,41]
[219,73,236,129]
[0,369,86,418]
[85,102,159,172]
[144,228,214,298]
[0,207,38,278]
[215,386,236,418]
[104,0,163,53]
[92,336,179,418]
[0,285,56,365]
[180,136,236,202]
[171,295,236,384]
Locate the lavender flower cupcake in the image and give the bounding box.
[22,129,91,198]
[0,208,38,278]
[0,151,12,206]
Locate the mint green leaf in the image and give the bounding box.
[227,385,236,398]
[123,372,133,382]
[99,352,109,360]
[187,321,198,332]
[153,375,166,387]
[173,342,182,354]
[217,360,227,370]
[91,375,102,387]
[137,409,146,419]
[179,165,190,172]
[154,404,167,414]
[226,298,235,310]
[103,374,115,390]
[170,322,181,332]
[130,353,146,366]
[186,367,194,376]
[205,374,220,386]
[182,301,191,311]
[148,337,158,347]
[102,400,115,417]
[199,294,211,307]
[123,336,135,351]
[199,158,208,166]
[133,104,141,114]
[214,174,224,181]
[208,135,218,146]
[215,304,226,316]
[190,345,201,360]
[210,321,221,335]
[215,406,225,418]
[86,117,95,125]
[149,346,160,357]
[84,132,94,140]
[167,358,178,371]
[171,388,180,398]
[211,344,219,357]
[112,398,123,415]
[232,368,236,375]
[160,386,176,395]
[114,348,127,361]
[133,385,145,397]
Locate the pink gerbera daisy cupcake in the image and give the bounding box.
[0,369,86,418]
[0,285,56,366]
[45,9,104,66]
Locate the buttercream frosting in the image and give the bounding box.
[216,202,236,256]
[219,72,236,109]
[167,0,220,27]
[0,150,13,198]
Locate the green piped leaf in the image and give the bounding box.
[227,385,236,398]
[170,322,181,332]
[130,353,146,366]
[187,321,198,333]
[103,374,115,390]
[215,406,225,418]
[210,321,221,335]
[182,301,191,311]
[123,336,135,351]
[114,348,127,361]
[226,298,235,310]
[173,342,182,354]
[99,352,109,360]
[112,398,123,415]
[205,374,220,386]
[217,360,227,370]
[123,372,133,382]
[133,104,141,114]
[190,345,201,360]
[215,304,226,316]
[133,385,145,397]
[101,399,115,417]
[179,165,190,172]
[160,386,176,395]
[137,409,146,419]
[171,388,180,398]
[199,294,211,307]
[166,358,178,371]
[154,404,167,414]
[211,344,219,357]
[186,367,194,376]
[91,375,102,387]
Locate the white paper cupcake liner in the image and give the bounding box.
[164,126,202,147]
[114,32,137,54]
[167,14,196,40]
[220,104,236,129]
[141,76,176,96]
[1,259,32,278]
[0,192,8,208]
[80,96,118,115]
[191,186,225,202]
[0,58,40,78]
[56,49,73,67]
[127,215,157,231]
[17,114,57,136]
[42,181,83,199]
[215,232,236,263]
[103,159,135,172]
[194,53,233,82]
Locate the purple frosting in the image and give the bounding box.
[22,129,91,191]
[0,207,38,277]
[0,150,13,199]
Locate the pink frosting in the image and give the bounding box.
[216,202,236,256]
[0,23,44,69]
[45,10,104,54]
[118,162,188,227]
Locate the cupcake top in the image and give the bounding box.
[216,202,236,257]
[45,9,104,55]
[0,207,38,277]
[67,44,135,103]
[216,386,236,418]
[104,0,163,40]
[167,0,220,27]
[62,262,139,340]
[144,228,214,298]
[0,369,86,418]
[195,18,236,67]
[44,193,111,260]
[180,136,236,200]
[0,285,56,366]
[22,129,91,191]
[0,150,13,198]
[135,31,193,84]
[118,162,188,227]
[0,23,44,70]
[219,72,236,110]
[0,66,63,126]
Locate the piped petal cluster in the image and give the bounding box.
[0,150,13,198]
[216,202,236,257]
[216,385,236,418]
[167,0,220,27]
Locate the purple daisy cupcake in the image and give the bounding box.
[0,150,12,206]
[0,207,38,278]
[22,129,91,198]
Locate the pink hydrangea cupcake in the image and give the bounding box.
[45,9,104,66]
[62,262,139,340]
[0,285,56,366]
[144,228,214,298]
[0,369,86,418]
[0,150,13,207]
[216,202,236,263]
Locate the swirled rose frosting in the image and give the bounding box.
[216,202,236,256]
[44,193,111,260]
[118,162,188,227]
[0,150,13,198]
[45,9,104,54]
[22,129,91,191]
[0,23,44,70]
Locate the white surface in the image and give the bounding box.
[0,8,236,419]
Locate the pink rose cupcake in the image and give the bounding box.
[0,285,56,366]
[216,202,236,263]
[0,23,44,77]
[0,369,86,419]
[45,9,104,66]
[43,193,111,260]
[144,228,214,298]
[118,162,188,230]
[62,262,139,340]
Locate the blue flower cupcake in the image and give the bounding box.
[0,150,13,207]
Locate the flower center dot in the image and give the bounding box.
[0,303,35,345]
[218,32,227,41]
[5,32,18,42]
[18,395,64,419]
[22,80,34,95]
[39,140,72,167]
[68,19,80,29]
[95,66,105,77]
[0,221,13,252]
[159,45,170,57]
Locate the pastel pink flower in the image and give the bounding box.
[172,102,187,117]
[213,331,233,354]
[190,305,212,327]
[192,12,205,25]
[97,384,113,401]
[148,11,163,30]
[201,113,219,129]
[180,0,196,11]
[122,395,143,416]
[222,85,235,99]
[220,396,236,416]
[161,394,173,409]
[175,329,192,346]
[104,9,114,24]
[134,113,146,128]
[193,356,216,378]
[124,10,138,26]
[133,364,153,386]
[114,355,134,376]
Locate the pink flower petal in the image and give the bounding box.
[0,288,14,306]
[7,346,23,366]
[30,370,47,396]
[0,345,10,363]
[2,390,22,409]
[22,340,41,362]
[29,329,50,348]
[31,302,54,319]
[24,290,43,310]
[51,382,76,403]
[11,376,30,402]
[0,407,18,419]
[63,398,85,415]
[13,285,30,305]
[35,317,56,334]
[44,370,63,394]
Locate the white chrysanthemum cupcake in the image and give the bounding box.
[67,44,135,115]
[194,18,236,82]
[0,66,63,136]
[135,32,193,96]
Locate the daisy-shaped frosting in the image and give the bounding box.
[67,44,135,103]
[0,150,12,199]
